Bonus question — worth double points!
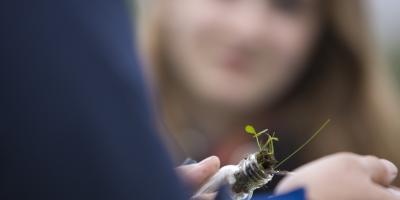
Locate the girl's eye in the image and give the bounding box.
[270,0,305,14]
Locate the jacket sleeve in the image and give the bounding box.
[0,0,188,199]
[252,188,306,200]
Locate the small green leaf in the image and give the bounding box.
[245,125,257,135]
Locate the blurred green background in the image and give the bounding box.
[392,45,400,83]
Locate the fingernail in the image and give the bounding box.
[199,156,219,166]
[381,159,398,182]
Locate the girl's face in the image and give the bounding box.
[162,0,321,111]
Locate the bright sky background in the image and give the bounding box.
[368,0,400,48]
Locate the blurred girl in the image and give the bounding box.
[136,0,400,174]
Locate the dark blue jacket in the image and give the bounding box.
[0,0,187,199]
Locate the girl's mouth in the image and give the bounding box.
[221,52,253,75]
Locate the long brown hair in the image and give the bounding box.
[137,0,400,173]
[270,0,400,163]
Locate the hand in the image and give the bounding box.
[176,156,220,200]
[275,152,400,200]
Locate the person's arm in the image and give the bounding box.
[0,0,187,199]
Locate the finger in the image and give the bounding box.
[176,156,220,188]
[361,156,398,186]
[191,192,217,200]
[368,186,400,200]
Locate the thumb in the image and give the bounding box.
[361,156,398,186]
[176,156,220,189]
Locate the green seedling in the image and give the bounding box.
[245,119,331,171]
